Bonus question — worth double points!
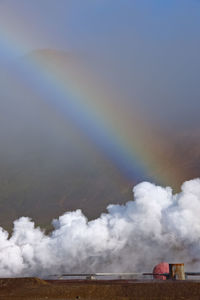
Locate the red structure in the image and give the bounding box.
[153,262,169,280]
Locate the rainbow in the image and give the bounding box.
[0,18,181,187]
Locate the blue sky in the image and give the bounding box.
[0,0,200,128]
[1,0,200,51]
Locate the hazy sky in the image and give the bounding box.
[0,0,199,228]
[1,0,199,127]
[0,0,200,126]
[0,0,199,171]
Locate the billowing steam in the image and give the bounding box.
[0,178,200,277]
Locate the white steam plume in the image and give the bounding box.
[0,178,200,277]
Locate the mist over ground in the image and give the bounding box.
[0,178,200,277]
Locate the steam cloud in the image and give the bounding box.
[0,178,200,277]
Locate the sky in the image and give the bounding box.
[1,0,199,127]
[0,0,199,228]
[0,1,199,130]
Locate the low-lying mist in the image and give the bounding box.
[0,178,200,277]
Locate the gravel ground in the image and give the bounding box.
[0,278,200,299]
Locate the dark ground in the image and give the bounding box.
[0,277,200,300]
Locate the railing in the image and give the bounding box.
[47,272,200,280]
[47,272,168,280]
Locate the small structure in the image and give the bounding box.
[169,263,185,280]
[153,262,169,280]
[153,262,185,280]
